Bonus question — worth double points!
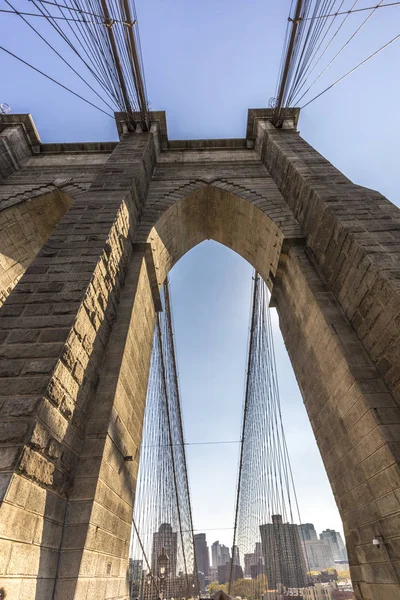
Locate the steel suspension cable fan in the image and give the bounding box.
[229,272,310,600]
[129,279,199,600]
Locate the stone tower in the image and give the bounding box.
[1,109,400,600]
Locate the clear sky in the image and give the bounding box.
[1,0,400,549]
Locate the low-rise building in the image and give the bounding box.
[302,582,354,600]
[303,582,336,600]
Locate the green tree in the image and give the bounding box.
[230,578,254,599]
[207,582,228,596]
[230,575,268,600]
[254,574,268,597]
[337,569,350,581]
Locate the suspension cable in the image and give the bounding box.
[302,30,400,108]
[29,0,133,21]
[4,0,116,112]
[0,45,114,117]
[300,1,400,20]
[0,7,107,22]
[229,272,309,600]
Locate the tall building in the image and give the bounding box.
[244,553,254,578]
[320,530,347,562]
[218,562,243,585]
[194,533,210,577]
[197,571,206,593]
[260,515,307,589]
[220,545,231,566]
[302,539,335,571]
[151,523,178,579]
[211,541,235,584]
[244,542,264,577]
[129,559,143,599]
[209,566,218,582]
[298,523,318,542]
[254,542,263,561]
[232,544,240,566]
[250,559,265,580]
[211,541,221,568]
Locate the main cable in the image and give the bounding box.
[3,0,149,124]
[3,0,116,111]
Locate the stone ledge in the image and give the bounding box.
[40,142,118,154]
[0,114,41,153]
[168,138,247,150]
[115,110,168,149]
[246,107,301,145]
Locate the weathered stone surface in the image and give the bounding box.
[1,109,400,599]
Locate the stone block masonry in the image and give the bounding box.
[0,122,157,599]
[0,109,400,599]
[0,189,72,306]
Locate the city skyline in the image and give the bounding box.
[190,523,347,555]
[131,519,347,572]
[187,521,348,584]
[130,521,353,597]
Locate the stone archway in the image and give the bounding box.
[50,183,298,599]
[1,115,400,600]
[51,182,399,600]
[142,183,292,287]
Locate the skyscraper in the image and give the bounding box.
[217,562,243,585]
[254,542,263,561]
[232,544,240,566]
[220,545,231,566]
[211,541,221,568]
[209,566,218,582]
[260,515,307,589]
[194,533,210,577]
[244,553,254,578]
[298,523,318,542]
[301,539,334,570]
[244,542,264,578]
[129,559,144,599]
[320,529,347,562]
[151,523,178,579]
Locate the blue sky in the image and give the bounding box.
[168,242,338,546]
[1,0,400,548]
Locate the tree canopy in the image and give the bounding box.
[207,582,228,597]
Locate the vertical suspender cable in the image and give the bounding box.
[164,279,200,597]
[229,273,259,595]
